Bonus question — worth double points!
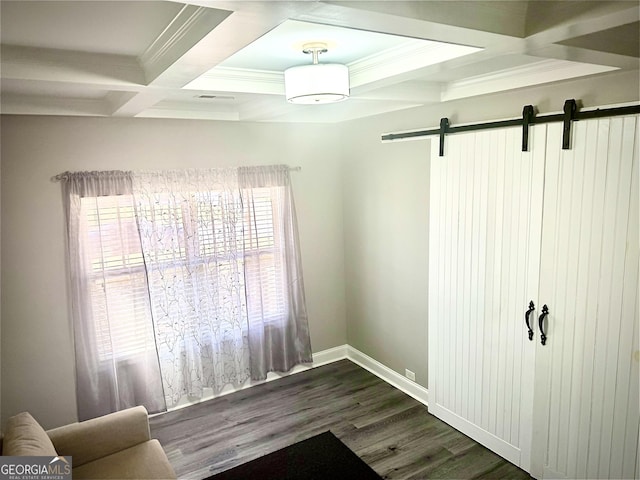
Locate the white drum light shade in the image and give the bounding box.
[284,63,349,104]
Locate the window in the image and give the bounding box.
[65,166,311,416]
[81,187,286,361]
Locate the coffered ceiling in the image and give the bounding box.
[1,1,638,123]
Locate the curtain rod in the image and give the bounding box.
[381,100,640,157]
[52,166,302,182]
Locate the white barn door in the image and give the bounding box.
[428,125,546,472]
[531,116,639,480]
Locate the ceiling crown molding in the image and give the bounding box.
[348,40,482,88]
[183,67,285,95]
[441,58,618,101]
[139,5,233,84]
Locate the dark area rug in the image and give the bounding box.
[205,431,382,480]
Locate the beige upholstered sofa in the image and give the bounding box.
[1,406,176,479]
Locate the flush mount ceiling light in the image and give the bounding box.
[284,42,349,104]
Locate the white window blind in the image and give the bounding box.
[82,194,151,361]
[243,186,288,323]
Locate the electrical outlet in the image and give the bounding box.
[405,369,416,382]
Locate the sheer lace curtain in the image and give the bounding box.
[132,166,312,405]
[62,165,312,417]
[132,168,252,406]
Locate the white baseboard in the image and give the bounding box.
[313,344,430,408]
[311,344,349,366]
[345,345,429,407]
[166,343,427,413]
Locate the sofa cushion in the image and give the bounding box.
[71,439,176,480]
[3,412,57,457]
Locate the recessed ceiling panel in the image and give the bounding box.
[217,19,422,70]
[184,19,482,93]
[557,22,640,58]
[1,78,108,99]
[0,1,183,56]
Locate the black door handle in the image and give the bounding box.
[538,305,549,345]
[525,301,535,340]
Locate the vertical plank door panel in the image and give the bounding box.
[428,125,545,472]
[533,116,639,479]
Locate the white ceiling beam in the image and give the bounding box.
[105,91,171,117]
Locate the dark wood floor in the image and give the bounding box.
[150,359,532,480]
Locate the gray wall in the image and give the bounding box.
[340,69,640,389]
[1,116,346,429]
[342,135,429,385]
